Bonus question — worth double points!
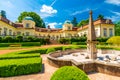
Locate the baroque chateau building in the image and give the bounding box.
[0,13,115,40]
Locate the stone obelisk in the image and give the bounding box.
[87,10,97,60]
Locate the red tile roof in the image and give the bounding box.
[77,19,114,31]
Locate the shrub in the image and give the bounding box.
[0,53,40,60]
[97,45,113,49]
[106,36,120,45]
[3,36,13,43]
[16,36,23,42]
[0,37,2,42]
[46,48,55,54]
[62,46,72,51]
[0,58,42,77]
[21,42,41,46]
[58,38,70,44]
[0,49,42,77]
[27,36,34,42]
[54,46,63,51]
[71,45,87,49]
[72,42,86,45]
[39,48,47,54]
[0,43,11,47]
[97,37,109,42]
[50,66,89,80]
[39,38,46,45]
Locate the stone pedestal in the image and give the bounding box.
[87,10,97,60]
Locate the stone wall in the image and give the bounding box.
[72,60,96,73]
[47,56,72,67]
[95,61,120,76]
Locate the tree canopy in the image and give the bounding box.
[115,21,120,36]
[0,10,7,18]
[77,19,89,27]
[97,14,104,19]
[18,12,45,28]
[71,17,78,27]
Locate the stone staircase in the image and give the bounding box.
[50,40,60,44]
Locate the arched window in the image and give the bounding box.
[9,29,12,36]
[103,28,107,37]
[17,31,21,35]
[68,26,71,30]
[26,23,30,28]
[26,32,30,36]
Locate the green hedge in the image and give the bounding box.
[0,42,41,47]
[0,58,42,77]
[50,66,89,80]
[0,50,42,77]
[72,42,86,45]
[21,42,41,46]
[46,48,56,54]
[0,53,40,60]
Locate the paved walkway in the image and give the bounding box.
[0,45,120,80]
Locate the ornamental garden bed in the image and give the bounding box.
[0,50,42,77]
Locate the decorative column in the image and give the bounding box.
[87,10,97,60]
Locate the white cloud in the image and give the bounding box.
[111,11,120,16]
[105,11,120,22]
[40,4,57,14]
[105,0,120,6]
[50,0,57,6]
[58,22,62,25]
[71,8,90,16]
[47,22,62,28]
[48,22,57,28]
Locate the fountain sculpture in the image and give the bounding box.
[87,10,97,60]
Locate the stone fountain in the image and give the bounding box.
[47,11,120,77]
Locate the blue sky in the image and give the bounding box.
[0,0,120,28]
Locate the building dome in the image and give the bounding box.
[24,16,34,21]
[64,20,72,24]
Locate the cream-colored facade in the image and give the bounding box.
[0,16,115,40]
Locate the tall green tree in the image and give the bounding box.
[115,21,120,36]
[71,17,78,27]
[0,10,7,18]
[77,19,89,27]
[18,12,45,28]
[97,14,104,19]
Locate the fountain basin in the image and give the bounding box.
[47,49,120,76]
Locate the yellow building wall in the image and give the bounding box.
[63,24,73,31]
[22,20,35,28]
[100,24,115,37]
[0,21,16,36]
[16,28,35,36]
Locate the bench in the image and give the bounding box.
[9,44,21,47]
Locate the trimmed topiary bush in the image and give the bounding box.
[106,36,120,45]
[50,66,89,80]
[62,46,72,51]
[72,42,86,45]
[0,49,42,77]
[0,58,42,77]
